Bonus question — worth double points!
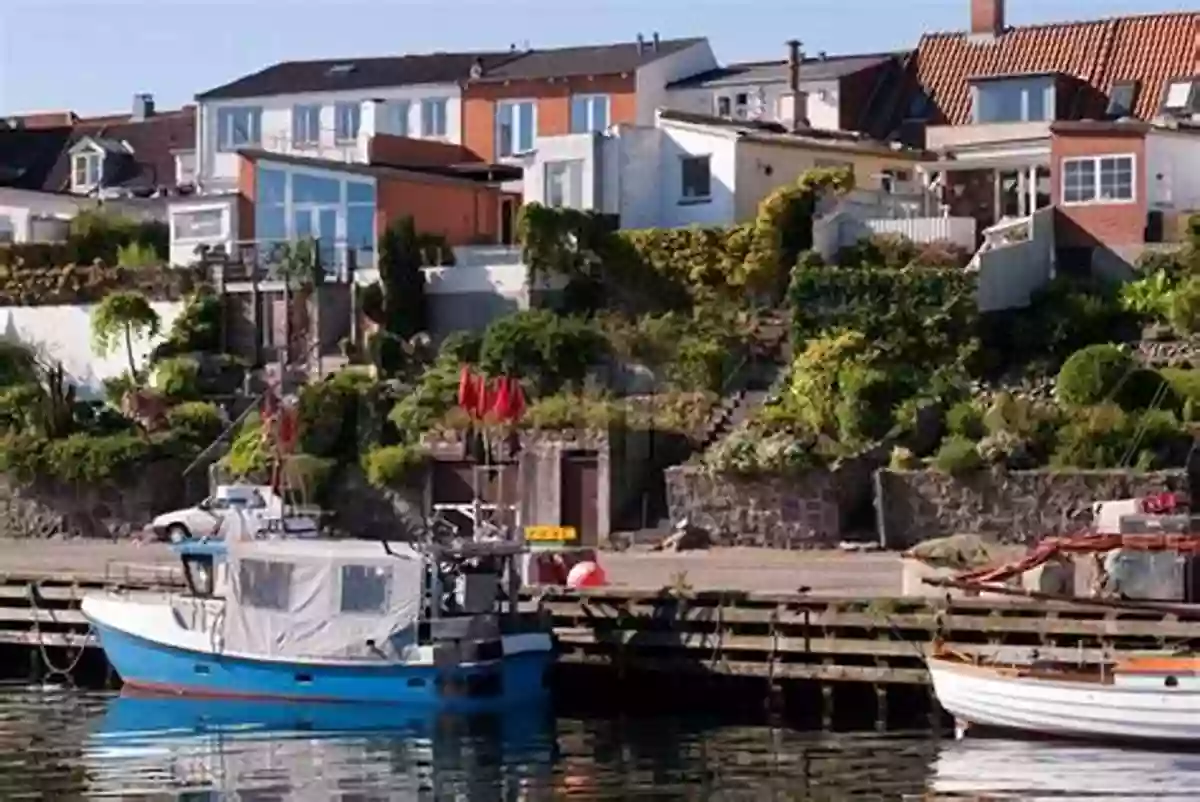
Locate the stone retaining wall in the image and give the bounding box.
[0,462,193,539]
[665,451,880,548]
[878,468,1189,549]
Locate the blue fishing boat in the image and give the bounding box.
[80,516,554,709]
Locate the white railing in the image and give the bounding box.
[865,217,977,250]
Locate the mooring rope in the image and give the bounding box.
[27,581,91,681]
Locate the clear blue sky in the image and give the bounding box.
[1,0,1193,116]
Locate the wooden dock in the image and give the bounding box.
[4,570,1199,686]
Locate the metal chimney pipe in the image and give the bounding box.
[786,40,802,93]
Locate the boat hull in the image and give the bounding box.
[928,657,1200,743]
[85,597,552,710]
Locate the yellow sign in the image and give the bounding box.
[525,525,578,543]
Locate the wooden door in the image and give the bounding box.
[560,451,599,547]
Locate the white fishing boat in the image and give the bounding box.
[929,647,1200,743]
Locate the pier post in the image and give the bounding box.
[874,684,888,733]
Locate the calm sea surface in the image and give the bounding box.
[2,685,1199,800]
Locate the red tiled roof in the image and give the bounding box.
[916,12,1199,125]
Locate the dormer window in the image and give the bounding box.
[72,150,102,192]
[971,74,1057,123]
[1161,77,1200,115]
[1107,81,1139,119]
[327,63,356,76]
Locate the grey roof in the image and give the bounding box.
[197,38,706,101]
[666,52,903,90]
[471,37,705,82]
[197,52,520,100]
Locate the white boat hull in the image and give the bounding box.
[928,657,1200,743]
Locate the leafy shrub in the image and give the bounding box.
[152,289,221,361]
[889,445,919,470]
[932,435,982,474]
[835,232,918,270]
[522,393,618,431]
[788,266,979,369]
[280,453,335,502]
[362,444,428,489]
[0,431,155,484]
[1055,344,1136,407]
[946,400,985,439]
[437,331,482,364]
[1162,368,1200,406]
[223,412,266,476]
[703,425,821,476]
[478,310,608,394]
[154,357,201,399]
[166,401,224,444]
[297,370,383,459]
[1050,404,1189,470]
[0,341,38,389]
[912,239,973,269]
[666,335,729,392]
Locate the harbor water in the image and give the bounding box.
[2,687,1200,800]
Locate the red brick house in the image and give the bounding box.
[872,1,1199,271]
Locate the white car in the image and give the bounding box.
[150,484,319,541]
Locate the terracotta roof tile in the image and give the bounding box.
[914,12,1198,126]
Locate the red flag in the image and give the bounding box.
[493,375,513,422]
[457,366,477,414]
[508,378,526,423]
[474,374,494,420]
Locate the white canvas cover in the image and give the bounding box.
[221,515,426,661]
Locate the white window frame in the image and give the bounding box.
[569,94,610,134]
[715,95,732,117]
[292,104,322,147]
[171,206,227,242]
[1163,80,1194,111]
[1061,153,1137,206]
[495,99,537,158]
[216,106,262,152]
[544,159,584,208]
[420,97,448,138]
[333,102,361,143]
[0,215,14,244]
[72,151,102,191]
[679,155,712,204]
[388,99,411,137]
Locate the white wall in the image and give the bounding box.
[600,125,662,228]
[0,301,185,400]
[634,41,719,126]
[523,133,602,209]
[654,122,738,228]
[168,195,240,267]
[1145,130,1200,210]
[664,78,841,130]
[0,190,87,243]
[197,83,463,189]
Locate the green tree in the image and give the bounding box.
[91,291,161,378]
[366,217,429,375]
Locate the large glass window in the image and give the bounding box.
[237,559,293,611]
[339,564,392,614]
[387,100,411,136]
[679,155,712,202]
[334,102,361,142]
[495,100,536,157]
[545,160,584,208]
[292,104,321,146]
[258,167,287,205]
[569,94,610,134]
[216,107,262,151]
[172,208,225,241]
[292,172,341,204]
[972,76,1056,123]
[420,98,448,138]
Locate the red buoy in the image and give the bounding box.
[566,560,608,589]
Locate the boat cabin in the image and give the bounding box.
[220,537,428,661]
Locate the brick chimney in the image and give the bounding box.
[970,0,1005,37]
[778,40,809,131]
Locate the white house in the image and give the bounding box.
[664,43,907,133]
[191,52,516,190]
[522,109,934,232]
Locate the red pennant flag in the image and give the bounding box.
[508,378,526,423]
[493,375,513,423]
[457,366,477,414]
[474,374,494,420]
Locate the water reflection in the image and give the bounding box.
[84,692,558,799]
[4,685,1199,800]
[929,737,1200,800]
